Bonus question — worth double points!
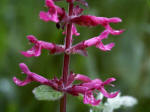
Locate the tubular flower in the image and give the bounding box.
[66,30,118,56]
[21,35,65,57]
[71,15,124,35]
[72,15,121,26]
[83,91,101,106]
[13,63,119,106]
[39,0,64,23]
[13,63,49,86]
[13,63,59,89]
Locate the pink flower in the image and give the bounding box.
[66,74,119,105]
[13,63,49,86]
[72,15,122,26]
[13,63,60,89]
[75,73,91,82]
[104,24,124,35]
[83,91,101,106]
[66,30,118,56]
[39,0,64,23]
[71,15,124,35]
[21,35,65,57]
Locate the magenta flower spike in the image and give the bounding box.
[13,0,123,112]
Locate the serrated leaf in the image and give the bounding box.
[32,85,64,101]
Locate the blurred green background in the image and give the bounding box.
[0,0,150,112]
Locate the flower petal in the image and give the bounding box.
[21,44,42,57]
[82,79,103,89]
[96,42,115,51]
[103,78,116,85]
[75,74,91,82]
[72,24,80,36]
[19,63,30,74]
[105,24,124,35]
[46,0,55,8]
[39,11,53,22]
[13,76,32,86]
[108,17,122,23]
[100,87,119,98]
[27,35,38,43]
[83,91,101,106]
[39,0,64,23]
[67,85,89,95]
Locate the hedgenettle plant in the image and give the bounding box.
[13,0,124,112]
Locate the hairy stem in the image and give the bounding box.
[60,2,73,112]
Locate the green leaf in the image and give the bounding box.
[32,85,64,101]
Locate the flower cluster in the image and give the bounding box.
[13,63,119,106]
[13,0,123,106]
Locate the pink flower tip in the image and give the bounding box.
[39,11,51,22]
[109,91,120,98]
[19,63,30,74]
[75,74,91,82]
[21,51,34,57]
[101,88,120,98]
[108,77,116,82]
[97,42,115,51]
[13,77,26,86]
[103,77,116,85]
[21,49,41,57]
[39,11,59,23]
[84,98,101,106]
[109,17,122,23]
[13,77,18,84]
[46,0,54,7]
[83,91,101,106]
[111,29,124,35]
[27,35,38,43]
[119,29,125,34]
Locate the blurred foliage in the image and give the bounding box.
[0,0,150,112]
